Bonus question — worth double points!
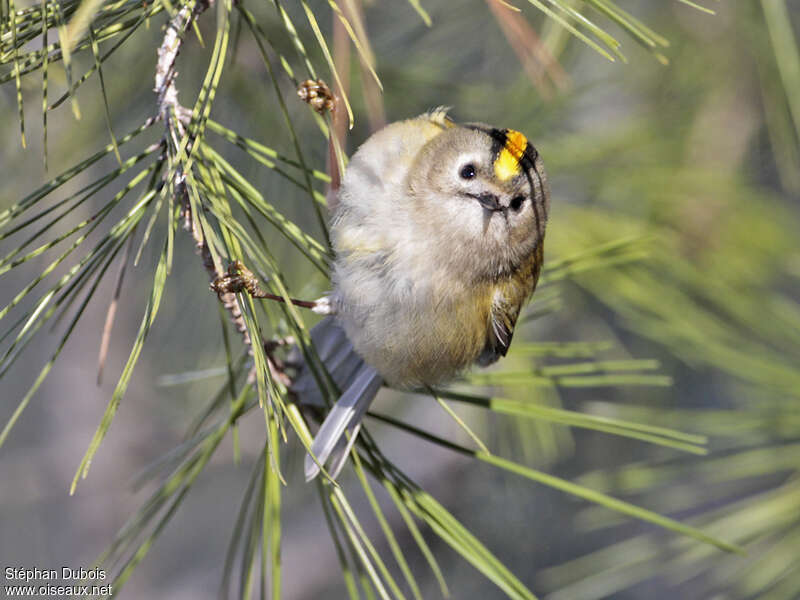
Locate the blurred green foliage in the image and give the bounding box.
[2,0,800,598]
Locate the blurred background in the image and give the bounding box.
[2,1,800,599]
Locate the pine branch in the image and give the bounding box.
[151,0,253,349]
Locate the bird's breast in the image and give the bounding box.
[336,255,499,386]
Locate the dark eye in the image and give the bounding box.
[460,164,476,179]
[510,195,525,211]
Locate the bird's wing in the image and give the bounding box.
[477,293,521,366]
[477,244,544,366]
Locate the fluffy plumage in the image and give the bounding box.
[298,110,550,480]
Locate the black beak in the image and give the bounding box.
[473,193,502,212]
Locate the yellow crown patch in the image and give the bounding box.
[494,130,528,181]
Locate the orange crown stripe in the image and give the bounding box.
[494,130,528,181]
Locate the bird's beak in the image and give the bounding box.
[474,193,502,212]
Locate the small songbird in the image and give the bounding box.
[294,109,550,480]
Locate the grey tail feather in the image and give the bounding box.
[304,362,383,481]
[291,316,384,481]
[289,316,365,408]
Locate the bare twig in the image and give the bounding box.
[154,2,199,133]
[211,260,321,311]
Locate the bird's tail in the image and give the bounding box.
[290,316,383,481]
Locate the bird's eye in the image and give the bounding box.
[460,164,476,179]
[510,195,525,211]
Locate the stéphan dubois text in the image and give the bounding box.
[5,567,106,583]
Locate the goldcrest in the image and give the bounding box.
[296,109,550,480]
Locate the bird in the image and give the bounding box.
[292,108,550,481]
